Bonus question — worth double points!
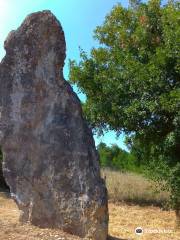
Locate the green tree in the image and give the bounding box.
[97,142,113,167]
[97,142,138,172]
[69,0,180,226]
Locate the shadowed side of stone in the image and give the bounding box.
[0,10,108,240]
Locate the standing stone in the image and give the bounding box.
[0,11,108,240]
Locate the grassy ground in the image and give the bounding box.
[0,169,179,240]
[0,192,179,240]
[109,202,180,240]
[101,168,170,207]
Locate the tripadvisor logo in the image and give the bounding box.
[135,227,143,235]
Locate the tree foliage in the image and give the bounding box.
[70,0,179,137]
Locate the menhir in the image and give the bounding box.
[0,10,108,240]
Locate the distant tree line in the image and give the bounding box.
[97,142,144,174]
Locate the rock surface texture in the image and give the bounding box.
[0,11,108,240]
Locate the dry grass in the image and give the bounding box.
[108,202,180,240]
[0,192,179,240]
[101,169,169,207]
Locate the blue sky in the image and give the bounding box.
[0,0,133,149]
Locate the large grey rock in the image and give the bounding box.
[0,11,108,240]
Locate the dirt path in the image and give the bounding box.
[0,192,179,240]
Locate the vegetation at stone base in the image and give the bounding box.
[0,149,9,190]
[0,150,9,191]
[69,0,180,225]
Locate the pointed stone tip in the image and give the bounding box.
[4,9,66,68]
[25,10,58,22]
